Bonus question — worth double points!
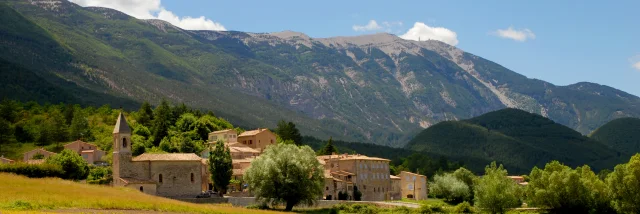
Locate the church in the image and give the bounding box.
[112,112,206,197]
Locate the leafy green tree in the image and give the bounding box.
[69,110,92,141]
[32,153,45,160]
[209,140,232,196]
[453,167,477,202]
[137,101,154,127]
[46,149,90,180]
[175,113,197,132]
[159,137,177,153]
[62,104,75,125]
[87,166,112,185]
[430,173,471,203]
[318,137,338,155]
[474,162,521,214]
[607,154,640,214]
[179,137,200,153]
[48,109,68,143]
[244,144,323,211]
[0,118,14,151]
[0,99,20,123]
[275,120,302,146]
[526,161,612,213]
[151,100,172,146]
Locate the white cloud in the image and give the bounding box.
[400,22,459,46]
[69,0,226,31]
[631,55,640,71]
[353,20,403,32]
[353,20,382,31]
[492,26,535,42]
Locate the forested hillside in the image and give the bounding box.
[405,108,624,174]
[0,99,238,161]
[1,0,639,146]
[590,117,640,160]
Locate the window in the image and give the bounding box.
[191,173,194,183]
[159,174,163,183]
[139,186,143,192]
[270,139,273,144]
[326,186,329,190]
[122,138,127,148]
[249,140,253,145]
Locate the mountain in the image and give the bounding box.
[405,108,622,173]
[589,117,640,159]
[2,0,640,146]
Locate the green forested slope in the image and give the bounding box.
[590,117,640,159]
[406,108,622,174]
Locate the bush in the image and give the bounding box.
[430,173,471,203]
[0,163,64,178]
[332,203,379,214]
[87,166,112,185]
[46,149,90,180]
[419,202,449,214]
[453,201,475,213]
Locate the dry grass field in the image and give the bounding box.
[0,173,282,213]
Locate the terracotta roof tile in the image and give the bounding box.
[132,153,202,161]
[210,129,236,134]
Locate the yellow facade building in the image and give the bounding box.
[317,154,392,201]
[399,171,428,200]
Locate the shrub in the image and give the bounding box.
[332,203,379,214]
[430,173,471,203]
[419,202,449,214]
[0,163,64,178]
[87,166,112,185]
[46,149,89,180]
[453,201,475,213]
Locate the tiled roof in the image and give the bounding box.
[210,129,235,134]
[0,157,14,163]
[113,112,131,134]
[23,148,56,156]
[230,147,260,153]
[132,153,202,161]
[119,177,156,184]
[390,175,401,180]
[232,158,254,164]
[81,150,95,153]
[238,128,271,137]
[64,140,99,148]
[331,170,356,176]
[317,154,390,162]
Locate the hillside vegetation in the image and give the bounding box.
[1,1,640,146]
[590,117,640,159]
[406,108,623,174]
[0,173,280,213]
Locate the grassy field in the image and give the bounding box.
[0,173,281,213]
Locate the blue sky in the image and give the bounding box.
[72,0,640,96]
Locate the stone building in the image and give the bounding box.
[399,171,428,200]
[22,148,56,162]
[389,175,401,200]
[317,154,392,201]
[237,128,276,152]
[0,156,14,164]
[112,112,205,197]
[64,140,105,164]
[208,129,238,143]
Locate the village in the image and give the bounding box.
[0,112,533,206]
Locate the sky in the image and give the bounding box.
[69,0,640,96]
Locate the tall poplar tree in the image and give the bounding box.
[209,139,233,197]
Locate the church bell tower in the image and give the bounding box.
[112,112,132,185]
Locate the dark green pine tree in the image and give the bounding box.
[137,101,154,127]
[319,137,338,155]
[209,139,233,196]
[276,120,303,146]
[151,99,172,146]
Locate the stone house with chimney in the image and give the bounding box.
[317,154,392,201]
[112,112,205,197]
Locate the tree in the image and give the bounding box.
[453,167,477,202]
[0,118,14,152]
[48,109,68,143]
[275,120,302,146]
[69,110,92,141]
[526,161,612,213]
[244,144,323,211]
[353,185,362,201]
[46,149,90,180]
[318,137,338,155]
[137,101,154,127]
[607,154,640,214]
[0,99,20,123]
[430,173,471,203]
[474,162,521,214]
[209,139,232,197]
[151,100,172,146]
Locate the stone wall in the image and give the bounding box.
[151,161,202,197]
